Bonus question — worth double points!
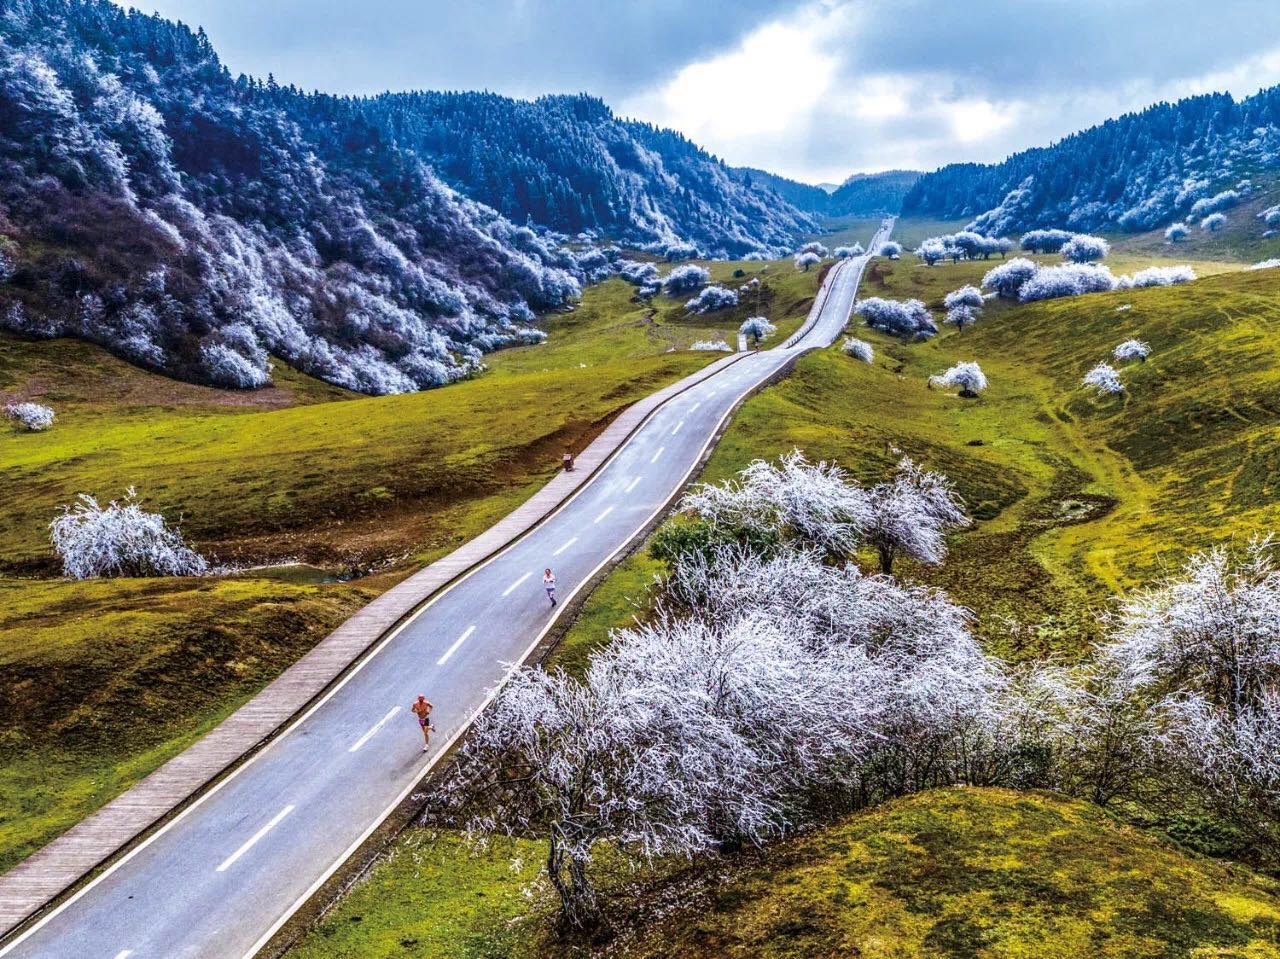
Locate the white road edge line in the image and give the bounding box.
[436,625,476,666]
[650,445,665,464]
[625,476,642,494]
[671,419,684,435]
[552,536,577,556]
[501,571,531,597]
[594,505,614,524]
[347,706,401,754]
[0,250,872,959]
[216,806,295,874]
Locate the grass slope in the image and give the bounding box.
[290,790,1280,959]
[0,257,821,872]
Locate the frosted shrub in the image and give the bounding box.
[663,264,710,293]
[1201,212,1227,232]
[1250,259,1280,271]
[1020,229,1073,253]
[794,251,820,271]
[1260,206,1280,227]
[842,337,873,363]
[1117,265,1195,289]
[739,315,776,347]
[982,257,1037,299]
[863,457,969,574]
[200,342,270,388]
[943,285,984,309]
[50,488,209,579]
[4,401,55,431]
[931,361,988,397]
[854,297,936,339]
[1018,264,1116,302]
[878,240,902,258]
[1113,339,1151,362]
[684,285,738,314]
[1164,222,1188,242]
[662,240,700,261]
[1060,234,1110,263]
[1188,189,1239,220]
[618,260,659,285]
[690,339,732,352]
[1082,363,1124,395]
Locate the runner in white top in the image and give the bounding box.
[543,568,557,607]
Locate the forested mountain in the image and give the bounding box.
[904,86,1280,234]
[0,0,811,394]
[742,168,919,217]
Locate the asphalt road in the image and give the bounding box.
[1,222,891,959]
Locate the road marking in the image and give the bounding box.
[689,402,700,412]
[436,625,476,666]
[625,476,642,494]
[650,446,665,464]
[594,505,614,524]
[348,706,401,753]
[501,571,531,597]
[216,805,295,873]
[553,536,577,556]
[113,952,132,959]
[671,419,684,435]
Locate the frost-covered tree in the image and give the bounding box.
[833,243,864,258]
[863,458,969,574]
[1260,205,1280,227]
[684,285,739,314]
[1201,212,1227,232]
[944,305,977,333]
[1019,264,1117,302]
[854,297,936,339]
[794,251,821,271]
[931,361,987,397]
[878,240,902,258]
[1116,265,1195,289]
[4,401,55,431]
[661,239,701,261]
[1251,259,1280,271]
[1164,222,1189,243]
[943,285,984,310]
[982,257,1037,299]
[49,488,209,579]
[1082,362,1124,395]
[1113,339,1151,362]
[680,450,870,561]
[797,241,829,257]
[739,315,776,347]
[690,339,732,352]
[1020,229,1073,254]
[1060,234,1110,263]
[618,260,660,285]
[663,264,711,293]
[842,337,874,363]
[1188,190,1240,220]
[916,237,949,266]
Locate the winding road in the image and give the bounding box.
[0,221,892,959]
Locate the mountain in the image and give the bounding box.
[0,0,813,395]
[740,168,920,217]
[903,85,1280,235]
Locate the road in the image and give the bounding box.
[0,221,891,959]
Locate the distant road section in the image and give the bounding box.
[0,221,892,959]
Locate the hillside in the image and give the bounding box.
[0,0,813,395]
[289,789,1280,958]
[904,84,1280,235]
[739,167,919,217]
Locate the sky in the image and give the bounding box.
[115,0,1280,184]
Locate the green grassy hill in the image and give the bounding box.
[0,256,823,872]
[290,789,1280,959]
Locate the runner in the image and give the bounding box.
[543,568,557,607]
[411,694,434,752]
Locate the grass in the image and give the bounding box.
[0,259,823,873]
[289,789,1280,959]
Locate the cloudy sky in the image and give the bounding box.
[119,0,1280,184]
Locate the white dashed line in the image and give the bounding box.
[553,537,577,556]
[625,476,642,494]
[348,706,401,753]
[594,505,614,524]
[651,446,665,464]
[689,402,700,412]
[501,571,531,597]
[216,805,295,873]
[437,625,476,666]
[671,420,684,435]
[112,952,133,959]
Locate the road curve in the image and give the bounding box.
[1,221,892,959]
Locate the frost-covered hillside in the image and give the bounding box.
[904,87,1280,235]
[0,0,811,394]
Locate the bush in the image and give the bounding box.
[684,285,739,314]
[1164,222,1189,242]
[943,285,984,309]
[1113,339,1151,362]
[842,337,873,363]
[1060,234,1110,263]
[1201,212,1227,232]
[1019,264,1116,302]
[663,264,710,293]
[1082,363,1124,395]
[982,257,1037,299]
[49,488,210,579]
[4,401,55,431]
[1250,259,1280,271]
[854,297,936,338]
[1117,265,1195,289]
[1020,228,1073,253]
[878,241,902,258]
[690,339,732,352]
